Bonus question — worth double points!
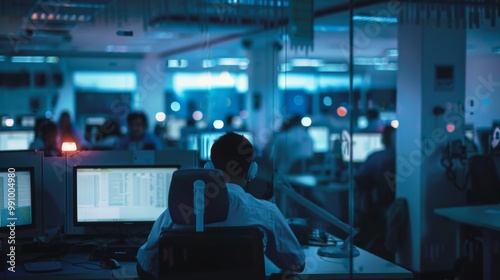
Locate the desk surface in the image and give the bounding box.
[4,254,112,280]
[286,175,349,192]
[434,204,500,231]
[5,247,412,280]
[265,245,412,279]
[110,245,412,280]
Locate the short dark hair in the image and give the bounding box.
[127,112,148,127]
[210,132,254,179]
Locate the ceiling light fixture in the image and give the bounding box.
[318,63,348,72]
[385,49,398,57]
[166,59,188,68]
[291,58,324,67]
[353,15,398,23]
[202,59,216,68]
[354,57,388,66]
[375,63,398,71]
[11,56,45,63]
[217,58,249,66]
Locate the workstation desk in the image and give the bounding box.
[435,204,500,280]
[4,244,412,280]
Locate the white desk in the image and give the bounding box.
[435,204,500,280]
[265,245,412,279]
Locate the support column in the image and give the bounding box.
[136,55,167,132]
[396,22,466,272]
[245,38,281,151]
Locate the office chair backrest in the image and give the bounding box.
[160,168,266,280]
[159,227,265,280]
[467,155,500,205]
[168,168,229,225]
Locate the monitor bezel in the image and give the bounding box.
[73,164,180,226]
[0,167,36,231]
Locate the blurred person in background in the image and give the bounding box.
[116,111,163,150]
[353,125,396,260]
[268,115,313,175]
[93,118,122,150]
[30,119,61,157]
[58,111,90,150]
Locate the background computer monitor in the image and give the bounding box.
[0,151,43,238]
[74,165,179,225]
[0,168,35,228]
[0,130,35,151]
[199,131,253,161]
[63,150,197,235]
[342,133,383,162]
[307,126,330,153]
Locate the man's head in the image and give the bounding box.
[382,125,396,148]
[210,132,255,187]
[127,112,148,141]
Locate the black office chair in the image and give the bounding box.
[158,169,266,280]
[467,155,500,205]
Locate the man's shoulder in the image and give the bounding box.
[231,192,280,216]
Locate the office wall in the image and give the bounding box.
[0,62,64,118]
[465,55,500,128]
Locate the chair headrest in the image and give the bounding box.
[168,168,229,225]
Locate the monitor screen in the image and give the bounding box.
[0,168,34,228]
[0,131,35,151]
[307,126,329,153]
[74,165,178,224]
[342,133,383,162]
[199,131,253,161]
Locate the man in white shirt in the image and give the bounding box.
[136,132,305,279]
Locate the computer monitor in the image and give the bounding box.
[307,126,329,153]
[199,131,253,161]
[0,130,35,151]
[342,133,383,162]
[0,168,35,229]
[74,165,179,225]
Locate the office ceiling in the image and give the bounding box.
[0,0,498,64]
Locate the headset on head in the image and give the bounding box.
[204,160,258,182]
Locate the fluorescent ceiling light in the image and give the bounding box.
[167,59,188,68]
[318,63,348,72]
[385,49,398,57]
[375,63,398,71]
[354,57,388,65]
[145,31,176,39]
[85,117,106,125]
[106,45,151,53]
[217,58,249,66]
[202,59,216,68]
[280,63,293,72]
[291,58,324,67]
[11,56,45,63]
[314,25,349,32]
[353,15,398,23]
[46,56,59,63]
